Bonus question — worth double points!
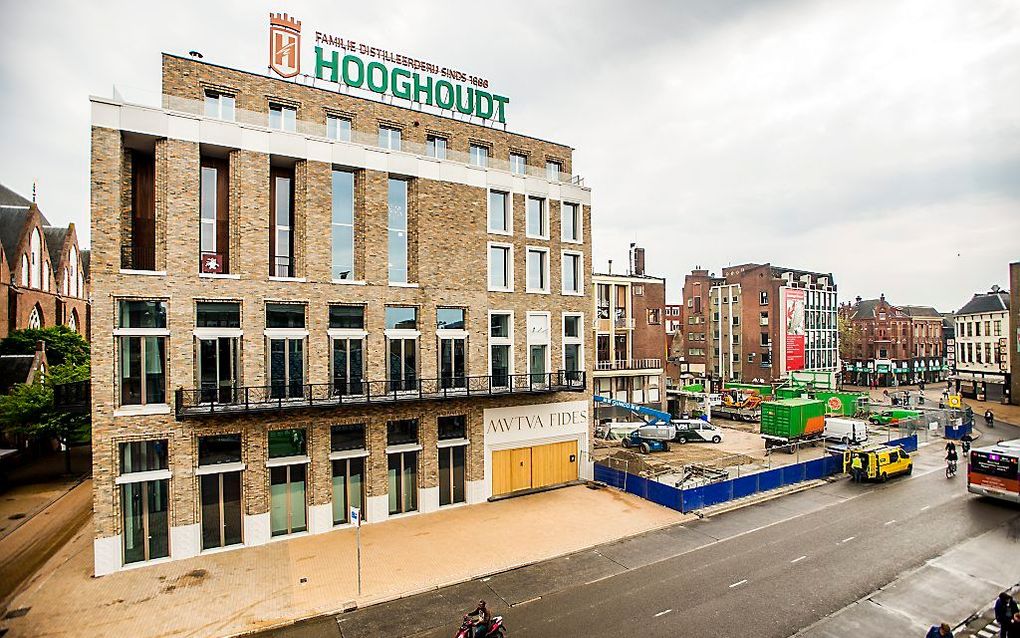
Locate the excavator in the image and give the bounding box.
[713,389,763,422]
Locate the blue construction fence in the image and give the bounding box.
[944,422,973,440]
[595,434,918,513]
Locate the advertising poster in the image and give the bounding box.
[784,287,806,371]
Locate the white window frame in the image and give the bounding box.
[526,246,550,294]
[469,144,489,168]
[526,312,552,379]
[426,135,448,160]
[488,310,515,385]
[269,104,297,132]
[487,242,514,293]
[487,189,512,236]
[326,115,352,142]
[562,312,585,373]
[29,229,41,289]
[561,250,583,296]
[560,201,582,244]
[525,196,548,240]
[20,254,28,287]
[509,153,527,175]
[379,126,402,151]
[204,91,235,122]
[546,160,562,181]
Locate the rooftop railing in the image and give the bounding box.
[174,370,585,419]
[594,358,662,372]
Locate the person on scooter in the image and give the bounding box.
[985,409,995,428]
[467,600,492,637]
[945,441,958,475]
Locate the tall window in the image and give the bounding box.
[269,104,296,132]
[546,160,562,181]
[488,243,512,292]
[198,434,242,550]
[29,229,41,288]
[526,197,547,238]
[388,178,408,284]
[326,115,351,142]
[597,284,610,319]
[426,135,447,159]
[270,167,294,277]
[269,428,308,536]
[118,300,167,407]
[196,302,240,404]
[563,313,583,382]
[489,312,513,388]
[387,420,419,515]
[509,152,527,175]
[199,157,230,274]
[437,308,467,389]
[438,415,467,506]
[27,305,41,329]
[488,190,510,234]
[527,248,549,293]
[331,424,366,525]
[386,307,418,392]
[469,144,489,167]
[561,202,580,242]
[266,304,306,399]
[527,313,550,384]
[379,126,402,151]
[330,305,365,396]
[562,251,582,295]
[120,440,169,564]
[204,91,235,121]
[331,169,355,280]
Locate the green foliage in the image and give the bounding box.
[0,363,90,444]
[0,325,90,367]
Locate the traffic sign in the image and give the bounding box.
[349,506,361,527]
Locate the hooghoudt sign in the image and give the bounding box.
[484,401,588,446]
[267,12,511,123]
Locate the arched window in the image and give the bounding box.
[68,309,78,333]
[28,305,42,329]
[20,255,28,287]
[69,246,78,298]
[63,267,69,295]
[42,263,49,291]
[78,272,84,299]
[30,229,41,288]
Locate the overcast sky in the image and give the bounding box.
[2,0,1018,310]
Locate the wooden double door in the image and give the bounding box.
[491,440,578,497]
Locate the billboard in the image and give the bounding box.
[783,287,806,372]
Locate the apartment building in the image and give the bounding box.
[1010,263,1020,406]
[0,183,90,339]
[592,247,666,421]
[686,264,837,385]
[841,295,947,386]
[89,50,591,574]
[953,287,1010,402]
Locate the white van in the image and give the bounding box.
[824,418,869,445]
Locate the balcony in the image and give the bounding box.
[174,371,585,419]
[53,380,90,415]
[595,358,662,372]
[613,317,635,330]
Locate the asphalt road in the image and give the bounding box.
[266,423,1020,638]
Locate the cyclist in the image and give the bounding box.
[945,441,958,477]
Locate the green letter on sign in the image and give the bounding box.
[435,80,455,110]
[315,46,340,83]
[366,61,388,94]
[342,54,365,88]
[391,68,412,100]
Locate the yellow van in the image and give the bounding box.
[845,445,913,482]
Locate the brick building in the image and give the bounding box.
[841,295,947,387]
[1011,263,1020,406]
[592,246,666,421]
[89,51,592,574]
[953,287,1010,402]
[0,183,90,340]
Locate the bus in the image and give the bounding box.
[968,438,1020,504]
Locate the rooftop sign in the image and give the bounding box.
[268,13,510,124]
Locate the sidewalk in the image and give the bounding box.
[0,485,687,638]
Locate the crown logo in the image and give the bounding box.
[270,12,301,33]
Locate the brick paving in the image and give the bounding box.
[0,485,686,638]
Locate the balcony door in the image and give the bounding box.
[199,337,238,403]
[439,337,466,389]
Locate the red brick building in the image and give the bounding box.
[0,183,90,339]
[841,295,946,386]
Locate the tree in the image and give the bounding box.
[0,362,90,474]
[0,325,89,367]
[838,313,863,362]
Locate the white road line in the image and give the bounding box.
[920,505,931,511]
[791,555,807,563]
[654,609,673,618]
[884,519,896,525]
[729,579,748,588]
[840,536,856,543]
[511,596,542,607]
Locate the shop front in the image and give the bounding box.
[483,400,591,499]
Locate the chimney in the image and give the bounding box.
[607,259,613,275]
[634,246,646,276]
[628,243,636,275]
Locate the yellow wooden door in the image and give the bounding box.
[511,448,533,492]
[532,441,579,488]
[559,440,578,484]
[491,449,514,496]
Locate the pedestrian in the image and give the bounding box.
[926,622,954,638]
[996,592,1020,638]
[1009,613,1020,638]
[850,453,864,483]
[920,381,926,392]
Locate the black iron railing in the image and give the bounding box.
[53,380,90,414]
[174,371,586,419]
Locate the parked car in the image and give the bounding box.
[673,420,724,444]
[824,418,869,445]
[868,409,920,425]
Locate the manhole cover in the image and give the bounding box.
[4,607,30,619]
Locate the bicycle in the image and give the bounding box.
[945,459,957,479]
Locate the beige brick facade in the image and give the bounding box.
[90,55,592,574]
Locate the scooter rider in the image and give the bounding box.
[985,409,995,428]
[946,441,959,473]
[467,600,492,637]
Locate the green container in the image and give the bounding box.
[811,391,868,416]
[774,387,802,400]
[760,398,826,439]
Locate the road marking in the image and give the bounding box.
[791,555,807,563]
[654,609,673,618]
[729,579,748,588]
[584,573,616,586]
[884,519,896,526]
[840,536,856,544]
[511,596,541,607]
[920,505,931,511]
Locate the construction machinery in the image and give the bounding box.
[713,388,764,422]
[594,395,675,454]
